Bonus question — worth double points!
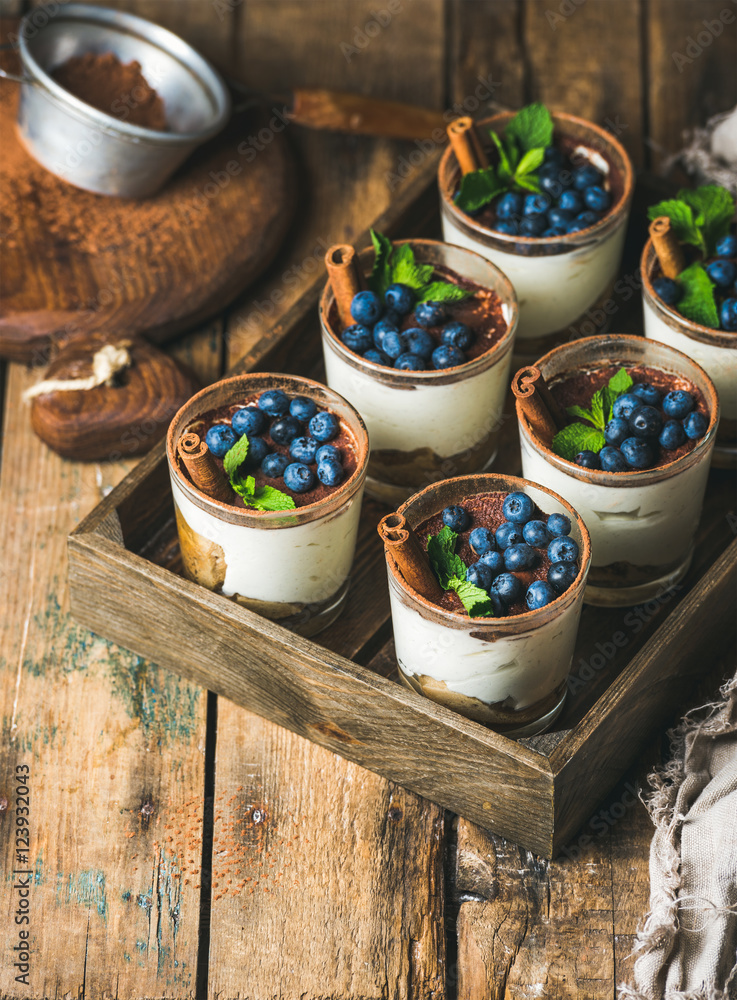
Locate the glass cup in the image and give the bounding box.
[166,373,368,637]
[384,473,591,738]
[438,112,634,361]
[516,335,719,606]
[319,239,519,506]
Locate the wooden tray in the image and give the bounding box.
[68,170,737,859]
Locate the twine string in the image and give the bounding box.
[24,341,133,401]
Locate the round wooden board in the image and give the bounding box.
[0,84,295,363]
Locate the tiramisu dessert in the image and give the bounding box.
[166,373,368,637]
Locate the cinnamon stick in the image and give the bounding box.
[511,366,567,444]
[447,116,487,175]
[325,243,362,330]
[178,431,233,504]
[649,217,685,279]
[378,513,444,604]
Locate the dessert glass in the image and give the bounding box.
[641,238,736,468]
[516,335,719,606]
[318,239,519,506]
[166,373,368,637]
[384,473,591,737]
[438,112,634,360]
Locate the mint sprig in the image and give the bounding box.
[505,102,554,153]
[427,525,495,618]
[552,367,633,461]
[368,230,472,304]
[677,262,719,328]
[648,185,735,258]
[222,434,296,512]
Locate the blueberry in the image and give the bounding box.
[466,562,492,591]
[720,297,737,332]
[523,192,551,216]
[269,415,302,445]
[415,301,446,328]
[493,572,523,604]
[373,317,399,350]
[574,210,600,228]
[469,527,494,555]
[479,550,505,576]
[243,435,269,468]
[583,185,610,212]
[308,410,340,442]
[715,234,737,258]
[232,406,266,437]
[341,323,373,354]
[283,462,315,493]
[317,457,344,486]
[289,396,317,423]
[543,146,565,168]
[503,492,534,524]
[558,189,583,213]
[612,393,642,420]
[487,589,506,616]
[706,259,736,289]
[548,561,578,594]
[350,290,382,325]
[662,390,695,420]
[382,330,408,360]
[565,218,590,234]
[604,417,629,447]
[261,452,289,478]
[497,191,523,219]
[631,383,662,407]
[316,444,342,465]
[526,581,556,610]
[683,411,708,440]
[575,450,601,469]
[289,436,318,463]
[599,446,628,472]
[652,277,681,306]
[629,404,663,439]
[541,226,567,237]
[522,520,551,547]
[547,513,571,537]
[394,352,426,371]
[494,219,519,236]
[548,536,579,563]
[495,522,523,550]
[432,344,465,369]
[363,348,392,366]
[384,283,415,316]
[620,436,654,469]
[205,423,237,457]
[573,163,603,190]
[258,389,289,417]
[520,213,548,237]
[442,505,470,532]
[547,206,573,228]
[504,543,537,571]
[406,327,435,359]
[659,420,686,451]
[441,322,474,351]
[384,308,402,327]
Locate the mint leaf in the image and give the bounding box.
[231,475,256,500]
[223,433,249,479]
[647,199,704,255]
[456,166,504,213]
[552,424,606,461]
[505,103,554,153]
[490,131,514,183]
[450,576,495,618]
[391,243,434,289]
[678,186,735,256]
[427,525,466,589]
[516,147,545,177]
[602,367,633,421]
[418,281,472,304]
[250,485,296,511]
[369,229,394,297]
[566,404,598,428]
[678,261,719,328]
[514,174,541,193]
[589,389,605,430]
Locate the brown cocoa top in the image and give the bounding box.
[51,53,168,131]
[416,492,557,618]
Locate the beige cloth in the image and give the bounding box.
[619,676,737,1000]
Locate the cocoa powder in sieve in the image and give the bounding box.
[51,52,167,131]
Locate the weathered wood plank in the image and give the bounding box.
[446,0,526,113]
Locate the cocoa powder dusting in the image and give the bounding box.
[51,52,167,131]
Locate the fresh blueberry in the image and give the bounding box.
[583,185,610,212]
[289,396,317,423]
[541,226,567,237]
[308,411,340,442]
[466,562,492,591]
[406,328,435,358]
[520,213,548,237]
[558,189,583,213]
[548,561,578,594]
[604,417,629,447]
[538,169,564,198]
[495,219,519,236]
[415,301,447,328]
[341,323,373,354]
[599,446,628,472]
[652,277,681,306]
[543,146,565,168]
[487,589,506,616]
[269,415,302,445]
[442,505,470,532]
[575,450,601,469]
[289,436,318,463]
[205,424,237,457]
[715,234,737,258]
[572,163,603,190]
[504,543,537,571]
[317,457,344,486]
[620,436,654,470]
[496,191,523,219]
[523,192,551,216]
[503,492,534,524]
[720,297,737,332]
[547,513,571,537]
[469,527,495,555]
[243,435,269,468]
[683,411,708,440]
[575,209,600,228]
[373,317,399,350]
[662,390,695,420]
[232,406,266,437]
[283,462,315,493]
[547,206,573,228]
[258,389,289,417]
[548,535,579,563]
[395,352,426,371]
[526,581,556,610]
[706,259,736,289]
[522,520,551,547]
[495,522,523,550]
[350,290,382,325]
[659,420,686,451]
[612,393,642,420]
[384,283,415,316]
[479,550,505,576]
[316,444,342,465]
[382,330,408,360]
[441,322,474,351]
[261,452,289,478]
[631,383,662,407]
[363,348,392,366]
[493,572,523,604]
[629,404,663,439]
[384,308,402,327]
[432,344,465,369]
[565,218,590,234]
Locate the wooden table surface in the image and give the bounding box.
[2,2,736,998]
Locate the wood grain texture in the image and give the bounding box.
[446,0,526,113]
